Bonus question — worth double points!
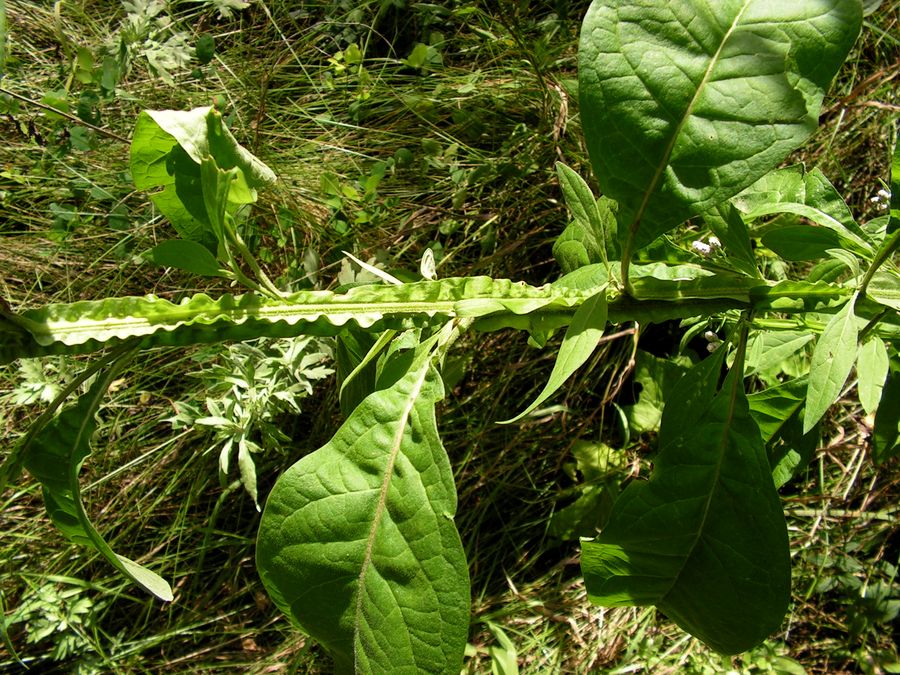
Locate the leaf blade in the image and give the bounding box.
[501,289,608,424]
[803,295,859,433]
[579,0,862,256]
[257,335,469,673]
[22,359,173,601]
[582,361,790,654]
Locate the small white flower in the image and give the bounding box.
[708,236,722,249]
[692,240,712,256]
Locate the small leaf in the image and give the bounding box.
[761,225,842,261]
[501,289,608,424]
[748,376,808,444]
[582,363,790,654]
[552,162,615,272]
[867,270,900,311]
[745,330,814,381]
[857,336,889,415]
[22,359,173,601]
[257,334,469,672]
[145,239,223,276]
[804,295,859,434]
[703,204,758,277]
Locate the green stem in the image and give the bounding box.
[859,226,900,298]
[859,308,891,342]
[226,220,285,299]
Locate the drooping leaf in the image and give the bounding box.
[582,363,790,655]
[804,295,859,433]
[257,331,469,673]
[502,289,608,423]
[144,239,224,276]
[578,0,862,257]
[857,336,889,415]
[22,358,173,601]
[131,107,275,191]
[131,107,276,248]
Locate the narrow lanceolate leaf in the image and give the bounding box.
[502,289,608,423]
[803,295,859,434]
[581,362,790,655]
[578,0,862,258]
[257,334,469,673]
[857,336,889,415]
[22,359,173,601]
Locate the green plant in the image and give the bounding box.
[167,335,334,508]
[2,0,898,672]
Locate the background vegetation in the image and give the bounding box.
[1,0,898,672]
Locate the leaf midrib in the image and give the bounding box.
[353,358,431,669]
[659,363,744,607]
[626,1,753,254]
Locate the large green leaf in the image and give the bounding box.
[257,330,469,673]
[582,361,790,654]
[131,107,276,191]
[22,358,173,601]
[578,0,862,258]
